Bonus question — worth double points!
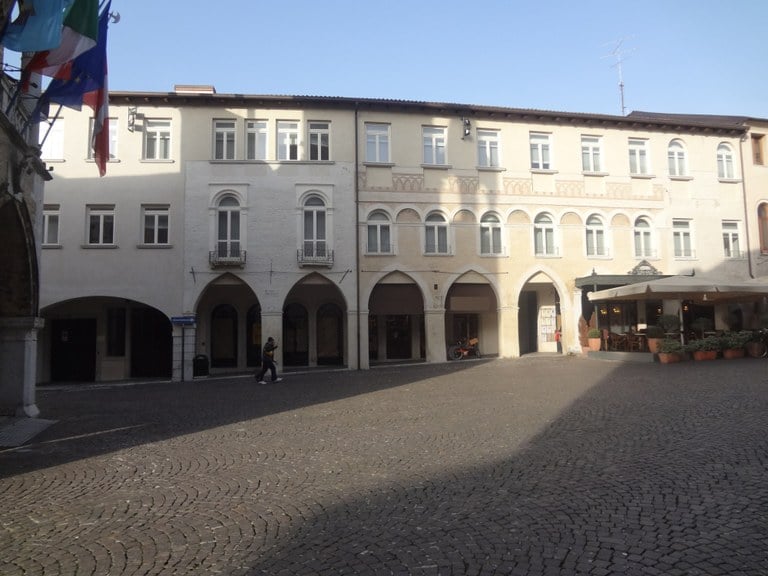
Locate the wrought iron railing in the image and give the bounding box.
[209,249,246,268]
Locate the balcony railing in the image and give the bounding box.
[209,249,246,268]
[297,247,334,267]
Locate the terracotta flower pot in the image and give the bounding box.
[647,338,662,354]
[588,337,601,352]
[722,348,745,360]
[658,352,682,364]
[692,350,718,361]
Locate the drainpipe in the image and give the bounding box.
[738,133,755,278]
[354,103,361,369]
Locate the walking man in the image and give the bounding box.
[256,337,282,384]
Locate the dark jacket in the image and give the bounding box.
[262,340,277,360]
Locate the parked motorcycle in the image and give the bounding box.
[448,337,481,360]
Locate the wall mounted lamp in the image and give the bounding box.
[461,117,471,139]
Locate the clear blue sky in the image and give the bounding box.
[100,0,767,118]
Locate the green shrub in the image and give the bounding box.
[658,338,683,354]
[587,328,601,338]
[645,325,664,338]
[719,330,752,349]
[658,314,681,333]
[684,335,721,353]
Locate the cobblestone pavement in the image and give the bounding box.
[2,356,768,575]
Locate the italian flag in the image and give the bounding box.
[23,0,99,81]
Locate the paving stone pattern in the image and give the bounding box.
[1,357,767,575]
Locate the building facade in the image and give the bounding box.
[0,25,51,416]
[36,87,765,382]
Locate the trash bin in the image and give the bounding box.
[193,354,209,377]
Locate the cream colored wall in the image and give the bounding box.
[357,110,750,354]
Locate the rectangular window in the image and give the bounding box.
[106,308,126,357]
[752,134,764,165]
[214,120,236,160]
[529,132,551,170]
[480,225,502,254]
[628,138,648,175]
[673,219,693,258]
[143,119,171,160]
[308,121,330,161]
[88,118,117,159]
[365,123,390,163]
[367,223,391,253]
[422,126,446,165]
[87,205,115,245]
[722,221,741,258]
[581,136,601,172]
[477,129,500,168]
[43,205,60,245]
[246,120,268,160]
[39,119,64,160]
[278,121,299,160]
[142,206,169,245]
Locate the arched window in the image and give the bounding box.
[717,143,735,179]
[668,139,687,177]
[759,203,768,254]
[480,213,502,255]
[634,216,653,258]
[534,213,557,256]
[303,196,327,258]
[585,214,606,256]
[367,210,392,254]
[425,212,448,254]
[217,196,240,258]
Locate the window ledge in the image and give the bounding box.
[669,175,693,181]
[364,252,395,256]
[140,159,175,164]
[423,252,453,256]
[582,171,609,177]
[480,253,507,258]
[477,166,506,172]
[630,173,655,179]
[137,244,174,249]
[718,178,742,184]
[530,169,558,175]
[535,254,562,259]
[586,254,612,259]
[87,158,120,164]
[364,162,395,168]
[279,160,335,165]
[42,158,65,163]
[42,244,62,249]
[81,244,118,249]
[421,164,452,170]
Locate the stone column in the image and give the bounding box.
[346,310,359,370]
[0,317,43,417]
[358,310,369,370]
[261,311,283,365]
[171,324,196,382]
[498,306,519,358]
[424,308,446,363]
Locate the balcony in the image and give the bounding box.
[209,248,246,268]
[297,245,334,267]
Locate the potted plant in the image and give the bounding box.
[657,338,684,363]
[645,325,665,353]
[587,328,602,352]
[684,336,720,361]
[719,330,752,359]
[658,314,681,335]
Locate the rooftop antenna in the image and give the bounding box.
[602,36,636,116]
